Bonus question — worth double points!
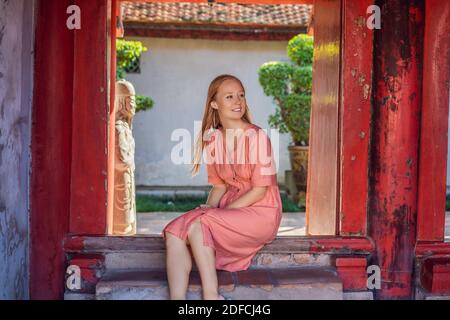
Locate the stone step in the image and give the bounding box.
[415,287,450,300]
[103,251,331,271]
[95,267,343,300]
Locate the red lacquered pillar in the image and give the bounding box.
[368,0,424,299]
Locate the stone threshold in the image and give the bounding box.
[64,235,374,255]
[95,266,346,300]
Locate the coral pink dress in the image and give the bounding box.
[162,123,282,272]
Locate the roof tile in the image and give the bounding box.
[122,2,312,27]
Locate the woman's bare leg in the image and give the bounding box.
[165,231,192,300]
[187,219,220,300]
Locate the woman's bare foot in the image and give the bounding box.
[203,293,226,300]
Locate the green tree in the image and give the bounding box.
[258,34,313,146]
[116,39,154,113]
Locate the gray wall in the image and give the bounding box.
[0,0,34,299]
[124,37,293,187]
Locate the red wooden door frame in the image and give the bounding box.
[416,0,450,242]
[114,0,371,236]
[69,0,111,235]
[31,0,75,299]
[66,0,373,240]
[31,0,376,299]
[31,0,115,298]
[339,0,373,236]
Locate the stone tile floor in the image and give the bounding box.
[137,211,450,239]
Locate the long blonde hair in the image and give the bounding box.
[191,74,253,176]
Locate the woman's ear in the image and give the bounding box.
[210,101,218,110]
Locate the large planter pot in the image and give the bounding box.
[288,145,309,206]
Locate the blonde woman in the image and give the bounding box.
[162,74,282,300]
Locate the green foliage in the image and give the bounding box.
[116,39,148,80]
[287,34,314,66]
[135,194,302,212]
[136,95,154,113]
[281,193,302,212]
[116,39,153,113]
[136,195,205,212]
[258,34,314,146]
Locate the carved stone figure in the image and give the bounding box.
[113,80,137,235]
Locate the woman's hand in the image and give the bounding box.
[224,186,267,209]
[195,203,214,210]
[205,184,227,208]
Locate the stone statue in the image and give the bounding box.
[113,80,137,235]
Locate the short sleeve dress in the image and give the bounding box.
[162,123,282,272]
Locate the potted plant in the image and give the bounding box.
[258,34,313,207]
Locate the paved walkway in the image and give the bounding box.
[137,212,306,236]
[137,211,450,239]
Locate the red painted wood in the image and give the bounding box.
[311,237,374,253]
[116,0,124,38]
[368,0,424,299]
[67,254,105,293]
[306,0,341,235]
[124,25,307,41]
[339,0,373,236]
[70,0,110,234]
[107,0,117,235]
[64,235,374,254]
[335,257,367,267]
[416,242,450,257]
[70,254,105,269]
[416,0,450,241]
[421,258,450,294]
[30,0,74,299]
[335,257,367,290]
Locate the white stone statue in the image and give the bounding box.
[113,80,137,235]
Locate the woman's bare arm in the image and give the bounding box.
[224,186,268,209]
[205,184,227,208]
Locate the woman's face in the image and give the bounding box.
[211,79,246,121]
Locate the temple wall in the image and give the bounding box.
[0,0,34,299]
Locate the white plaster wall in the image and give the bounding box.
[0,0,34,299]
[124,37,294,186]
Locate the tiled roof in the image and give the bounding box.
[121,2,312,27]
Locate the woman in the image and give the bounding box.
[162,74,282,300]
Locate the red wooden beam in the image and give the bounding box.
[416,0,450,241]
[339,0,373,236]
[368,0,424,299]
[70,0,110,234]
[30,0,74,299]
[335,257,368,290]
[416,242,450,258]
[64,235,374,254]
